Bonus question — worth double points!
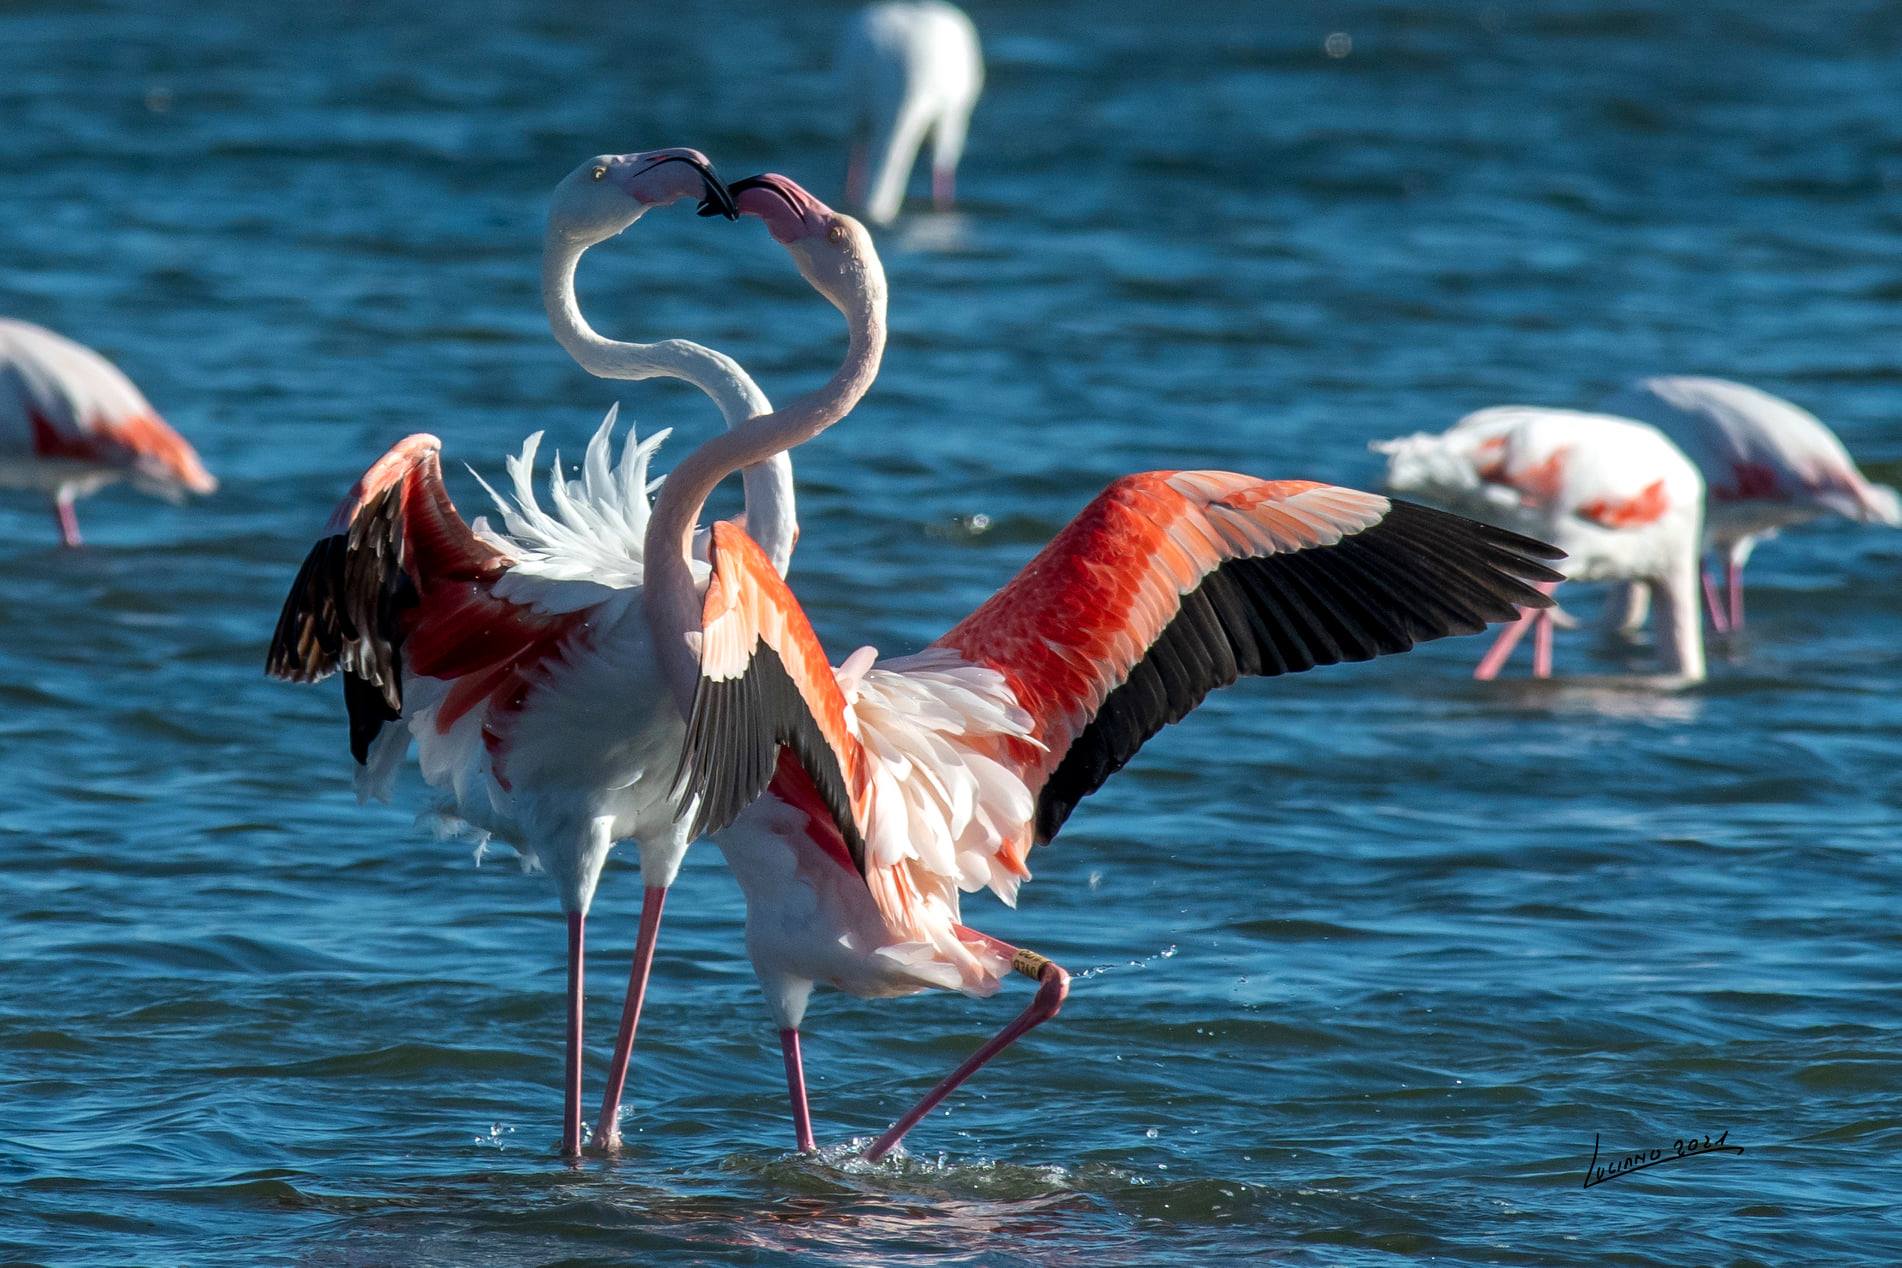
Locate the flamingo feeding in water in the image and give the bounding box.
[839,1,983,225]
[268,149,789,1160]
[0,319,216,547]
[1375,406,1706,683]
[625,173,1562,1160]
[1597,376,1899,633]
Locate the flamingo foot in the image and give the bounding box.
[562,910,585,1161]
[864,947,1069,1163]
[54,497,82,548]
[591,885,668,1152]
[1701,568,1730,635]
[780,1028,817,1153]
[932,167,955,210]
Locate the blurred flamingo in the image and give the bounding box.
[0,319,216,547]
[1375,407,1705,682]
[629,174,1561,1160]
[839,1,983,225]
[1599,376,1899,632]
[268,149,787,1160]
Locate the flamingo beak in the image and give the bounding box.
[676,155,737,220]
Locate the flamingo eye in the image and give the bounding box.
[827,224,845,244]
[591,166,607,181]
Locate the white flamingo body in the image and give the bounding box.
[360,419,699,906]
[1597,376,1898,630]
[0,319,216,544]
[1376,407,1706,680]
[273,149,794,1159]
[839,0,984,225]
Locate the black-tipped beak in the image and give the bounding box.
[726,174,800,215]
[678,155,737,220]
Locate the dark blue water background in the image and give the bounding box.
[3,1,1900,1263]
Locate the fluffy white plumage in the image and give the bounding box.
[361,408,704,911]
[714,645,1040,1028]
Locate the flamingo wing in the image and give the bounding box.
[676,520,871,870]
[676,473,1562,870]
[935,472,1564,844]
[266,434,579,766]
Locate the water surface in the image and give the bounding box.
[3,1,1900,1263]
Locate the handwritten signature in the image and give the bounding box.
[1582,1131,1743,1189]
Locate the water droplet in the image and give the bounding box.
[1324,32,1353,58]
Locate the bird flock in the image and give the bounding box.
[6,2,1895,1165]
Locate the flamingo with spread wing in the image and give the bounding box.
[628,174,1564,1159]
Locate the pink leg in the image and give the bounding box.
[864,941,1069,1163]
[53,497,81,548]
[780,1028,816,1152]
[846,142,868,207]
[1532,609,1554,679]
[562,910,585,1160]
[932,166,955,209]
[591,885,668,1151]
[1475,580,1559,681]
[1701,568,1730,635]
[1474,611,1533,680]
[1726,557,1744,631]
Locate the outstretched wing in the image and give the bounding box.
[674,472,1562,872]
[266,434,578,768]
[935,472,1563,844]
[675,520,871,870]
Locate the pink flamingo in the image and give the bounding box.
[1375,407,1706,683]
[267,149,793,1160]
[839,1,983,224]
[1599,376,1899,633]
[0,319,216,546]
[624,174,1561,1159]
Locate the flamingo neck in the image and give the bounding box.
[645,285,887,711]
[540,227,796,573]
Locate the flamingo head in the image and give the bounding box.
[730,173,882,315]
[546,148,736,245]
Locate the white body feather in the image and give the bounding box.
[715,646,1038,1029]
[367,409,706,914]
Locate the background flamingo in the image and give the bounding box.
[268,150,776,1160]
[1598,376,1899,633]
[839,1,984,225]
[1375,406,1706,683]
[0,318,216,547]
[628,174,1561,1160]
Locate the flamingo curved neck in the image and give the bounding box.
[645,288,887,710]
[540,228,796,573]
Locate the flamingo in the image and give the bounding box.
[839,1,983,225]
[630,174,1563,1160]
[1597,376,1900,633]
[0,318,216,547]
[1374,407,1706,683]
[267,149,787,1160]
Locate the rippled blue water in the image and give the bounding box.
[4,1,1901,1263]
